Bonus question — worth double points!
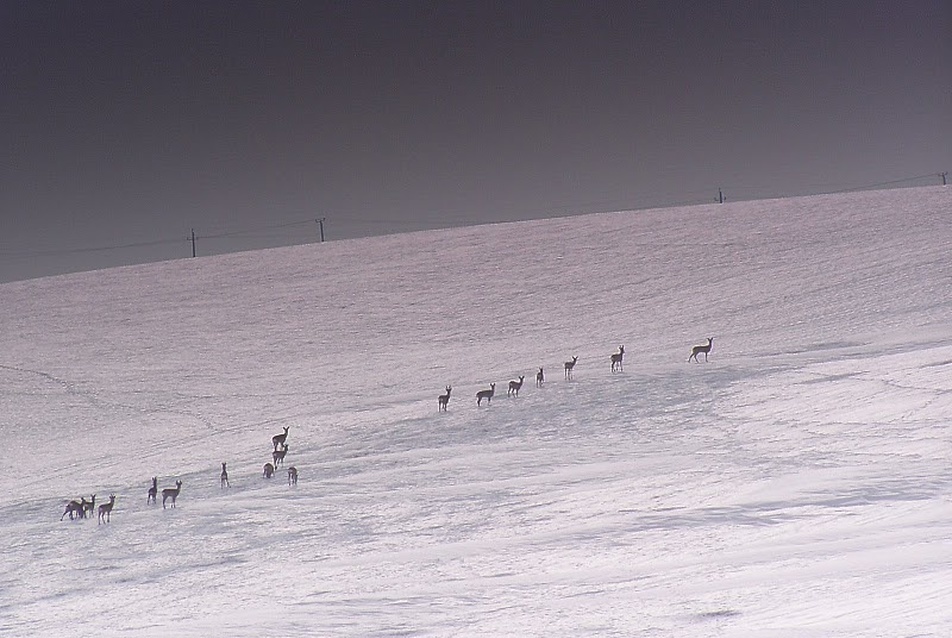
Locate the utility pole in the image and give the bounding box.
[190,228,196,257]
[940,172,948,186]
[316,218,326,242]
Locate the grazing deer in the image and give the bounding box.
[610,345,625,373]
[147,477,157,504]
[508,375,524,397]
[81,494,96,520]
[288,466,298,486]
[61,497,86,521]
[564,356,578,380]
[438,385,452,411]
[220,462,229,488]
[162,481,182,509]
[476,383,495,406]
[536,367,544,387]
[263,462,275,478]
[688,337,714,362]
[272,426,290,451]
[98,495,116,524]
[272,444,289,467]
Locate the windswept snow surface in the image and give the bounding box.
[2,186,952,637]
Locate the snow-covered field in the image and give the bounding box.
[1,186,951,637]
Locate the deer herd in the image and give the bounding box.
[62,338,714,524]
[60,493,117,524]
[445,338,713,411]
[61,424,303,524]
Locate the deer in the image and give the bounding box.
[288,466,298,486]
[162,480,182,509]
[61,497,87,521]
[438,385,452,411]
[611,345,625,373]
[272,426,290,451]
[263,462,275,478]
[220,462,229,488]
[689,337,714,362]
[147,477,157,504]
[98,495,116,524]
[564,356,578,380]
[536,367,544,387]
[476,383,495,406]
[81,494,96,520]
[508,375,524,397]
[272,444,289,467]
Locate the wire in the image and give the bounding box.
[1,171,945,267]
[0,237,185,261]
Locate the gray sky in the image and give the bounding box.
[2,1,950,283]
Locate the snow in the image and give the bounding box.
[1,186,951,636]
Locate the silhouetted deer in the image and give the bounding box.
[688,337,714,363]
[162,481,182,509]
[220,462,229,488]
[272,444,289,467]
[263,462,275,478]
[272,426,290,451]
[81,494,96,520]
[536,367,544,387]
[438,385,452,411]
[147,477,157,504]
[611,346,625,372]
[508,376,524,397]
[98,495,116,524]
[288,466,298,486]
[564,356,578,380]
[61,497,87,521]
[476,383,495,406]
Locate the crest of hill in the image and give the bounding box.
[2,186,950,412]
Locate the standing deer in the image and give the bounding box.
[564,356,578,380]
[263,462,275,478]
[536,367,544,387]
[476,383,495,406]
[81,494,96,520]
[611,345,625,373]
[162,481,182,509]
[688,337,714,363]
[508,376,524,397]
[98,495,116,524]
[288,466,298,486]
[220,462,229,488]
[272,444,289,467]
[438,386,452,411]
[61,497,87,521]
[147,477,157,504]
[272,426,290,451]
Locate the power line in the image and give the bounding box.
[823,173,940,195]
[1,171,946,269]
[198,219,317,240]
[0,236,185,261]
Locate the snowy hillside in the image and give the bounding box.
[1,186,951,636]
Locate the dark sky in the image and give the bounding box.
[2,1,950,282]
